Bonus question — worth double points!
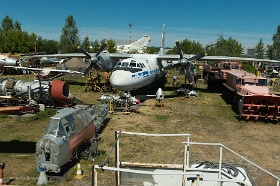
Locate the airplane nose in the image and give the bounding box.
[110,70,132,91]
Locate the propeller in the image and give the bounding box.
[175,40,205,85]
[79,43,107,76]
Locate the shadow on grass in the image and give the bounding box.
[0,140,36,153]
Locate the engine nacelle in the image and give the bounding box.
[97,53,113,71]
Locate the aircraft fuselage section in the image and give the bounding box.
[0,56,19,68]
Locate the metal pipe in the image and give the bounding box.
[218,145,223,186]
[115,131,120,186]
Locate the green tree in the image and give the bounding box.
[169,38,204,55]
[100,39,106,46]
[255,39,265,59]
[41,40,59,54]
[106,39,116,53]
[205,36,242,56]
[0,16,59,54]
[146,46,160,54]
[81,36,90,52]
[1,16,14,31]
[58,15,80,53]
[267,24,280,60]
[14,21,21,31]
[91,40,100,53]
[16,31,32,53]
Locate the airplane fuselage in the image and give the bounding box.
[110,54,167,91]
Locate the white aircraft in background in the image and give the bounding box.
[116,35,151,54]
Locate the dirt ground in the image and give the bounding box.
[0,76,280,185]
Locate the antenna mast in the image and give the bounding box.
[129,23,132,44]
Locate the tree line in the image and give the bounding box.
[1,15,280,60]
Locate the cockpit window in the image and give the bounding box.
[45,118,65,137]
[130,62,137,67]
[121,62,129,67]
[137,63,145,68]
[116,61,121,67]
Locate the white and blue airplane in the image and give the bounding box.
[28,24,196,92]
[79,24,204,91]
[27,24,280,92]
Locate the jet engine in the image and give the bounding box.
[0,78,73,107]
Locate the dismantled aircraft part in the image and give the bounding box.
[176,87,189,96]
[0,55,20,68]
[99,92,140,109]
[36,104,109,173]
[0,78,73,108]
[175,84,198,97]
[186,90,198,97]
[50,80,73,106]
[0,104,43,113]
[156,88,164,101]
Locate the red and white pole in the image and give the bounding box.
[0,162,5,185]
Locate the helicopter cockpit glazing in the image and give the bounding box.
[44,109,93,139]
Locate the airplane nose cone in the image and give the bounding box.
[110,70,133,91]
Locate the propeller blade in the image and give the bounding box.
[78,46,92,59]
[175,40,184,59]
[188,53,205,61]
[81,44,106,76]
[83,63,94,76]
[96,43,107,57]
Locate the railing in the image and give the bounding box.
[91,131,280,186]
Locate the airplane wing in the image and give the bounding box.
[160,55,280,71]
[25,53,88,58]
[4,66,43,71]
[29,53,132,60]
[5,66,83,76]
[45,69,83,74]
[200,56,280,63]
[156,55,180,61]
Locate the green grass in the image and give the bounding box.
[153,114,170,123]
[1,73,280,185]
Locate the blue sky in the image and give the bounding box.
[1,0,280,48]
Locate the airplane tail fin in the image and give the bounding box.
[159,24,165,55]
[131,35,151,47]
